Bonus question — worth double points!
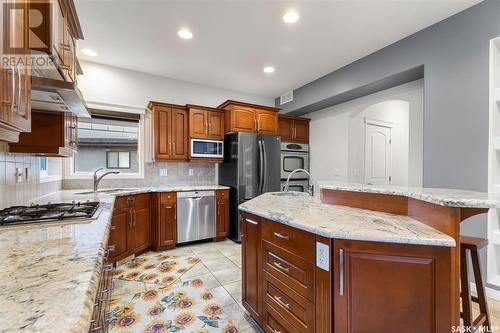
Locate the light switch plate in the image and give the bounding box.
[316,241,330,271]
[159,169,168,177]
[189,168,194,176]
[15,167,23,183]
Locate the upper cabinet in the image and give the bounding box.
[218,100,280,135]
[149,101,189,162]
[0,0,31,142]
[9,111,78,157]
[278,114,310,143]
[187,105,225,140]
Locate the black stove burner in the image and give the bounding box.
[0,201,100,226]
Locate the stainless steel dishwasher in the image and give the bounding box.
[177,191,216,243]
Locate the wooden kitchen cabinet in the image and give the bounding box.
[109,194,152,263]
[215,189,229,240]
[9,111,77,157]
[333,239,453,333]
[241,212,263,324]
[0,0,31,142]
[218,100,280,134]
[278,115,310,144]
[151,192,177,250]
[188,105,225,140]
[149,101,189,161]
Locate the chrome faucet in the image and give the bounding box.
[284,168,314,196]
[93,168,120,192]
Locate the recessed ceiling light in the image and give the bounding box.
[263,66,275,74]
[283,10,299,24]
[178,29,193,40]
[81,48,97,57]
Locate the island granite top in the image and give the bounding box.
[239,192,456,247]
[318,181,500,208]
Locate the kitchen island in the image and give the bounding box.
[238,183,500,333]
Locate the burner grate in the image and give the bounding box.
[0,201,101,226]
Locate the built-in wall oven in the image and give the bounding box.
[191,139,224,159]
[280,142,309,180]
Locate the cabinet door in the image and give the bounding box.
[231,106,256,132]
[256,109,278,135]
[131,206,150,253]
[109,209,129,262]
[154,106,172,160]
[159,193,177,247]
[171,108,189,160]
[241,213,262,324]
[293,119,309,144]
[189,109,208,138]
[334,240,453,333]
[278,116,294,142]
[216,190,229,238]
[208,111,225,139]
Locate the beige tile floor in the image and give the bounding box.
[113,239,500,332]
[111,240,262,333]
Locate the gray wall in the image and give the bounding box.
[276,0,500,288]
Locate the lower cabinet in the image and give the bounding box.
[241,212,263,324]
[109,194,151,263]
[151,192,177,250]
[216,189,229,240]
[333,239,453,333]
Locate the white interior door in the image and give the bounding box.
[365,120,392,185]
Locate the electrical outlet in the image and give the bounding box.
[15,167,24,183]
[316,241,329,271]
[188,168,194,176]
[159,169,168,177]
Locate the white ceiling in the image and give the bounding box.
[75,0,481,98]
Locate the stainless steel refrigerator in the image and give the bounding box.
[218,132,281,242]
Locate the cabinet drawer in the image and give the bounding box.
[262,219,315,262]
[160,192,176,203]
[263,271,314,333]
[263,301,300,333]
[130,193,151,210]
[113,196,129,212]
[262,240,315,301]
[216,189,229,200]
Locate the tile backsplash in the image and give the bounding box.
[0,143,62,209]
[63,162,217,189]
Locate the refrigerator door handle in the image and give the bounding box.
[258,139,264,193]
[262,139,267,192]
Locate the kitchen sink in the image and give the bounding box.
[75,188,140,195]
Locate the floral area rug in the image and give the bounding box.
[113,252,201,286]
[108,278,239,333]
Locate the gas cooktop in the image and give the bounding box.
[0,201,101,226]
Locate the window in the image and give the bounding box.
[72,116,140,175]
[39,156,62,183]
[39,156,48,176]
[106,151,131,169]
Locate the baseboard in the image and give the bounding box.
[470,282,500,301]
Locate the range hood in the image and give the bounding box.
[30,52,90,118]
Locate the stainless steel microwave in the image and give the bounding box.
[191,139,224,158]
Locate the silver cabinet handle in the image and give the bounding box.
[273,295,290,309]
[273,261,289,273]
[10,65,16,112]
[245,218,258,225]
[339,248,344,296]
[16,64,21,115]
[273,231,290,240]
[107,245,115,252]
[273,329,282,333]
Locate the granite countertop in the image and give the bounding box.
[239,192,456,247]
[0,184,228,333]
[318,181,500,208]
